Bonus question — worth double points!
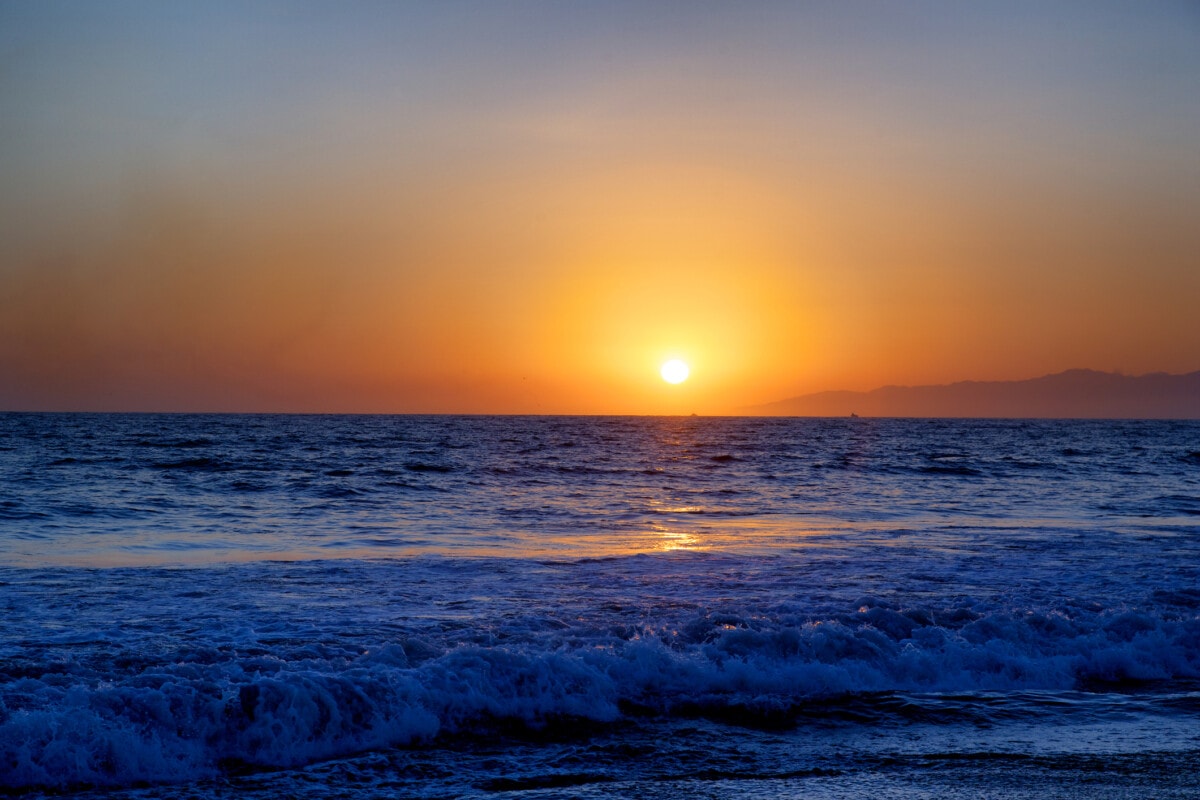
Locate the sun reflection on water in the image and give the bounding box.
[653,529,703,552]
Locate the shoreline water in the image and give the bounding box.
[2,414,1198,795]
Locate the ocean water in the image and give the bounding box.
[2,413,1199,798]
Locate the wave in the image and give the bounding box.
[0,501,48,521]
[151,457,226,471]
[402,462,454,473]
[3,599,1197,790]
[137,438,216,449]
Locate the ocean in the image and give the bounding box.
[2,413,1198,798]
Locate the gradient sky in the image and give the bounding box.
[3,1,1199,414]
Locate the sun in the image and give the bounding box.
[660,359,689,384]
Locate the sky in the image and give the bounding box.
[2,1,1199,414]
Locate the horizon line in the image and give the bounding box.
[4,367,1198,417]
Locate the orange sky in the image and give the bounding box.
[2,3,1199,414]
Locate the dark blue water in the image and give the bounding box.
[2,414,1199,797]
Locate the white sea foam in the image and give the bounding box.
[3,559,1198,788]
[1,415,1198,792]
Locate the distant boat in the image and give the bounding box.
[850,412,859,418]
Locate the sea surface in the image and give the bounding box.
[2,413,1199,798]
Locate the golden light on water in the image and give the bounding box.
[660,359,690,384]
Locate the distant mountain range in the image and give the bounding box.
[746,369,1200,419]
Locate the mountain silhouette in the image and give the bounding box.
[747,369,1200,418]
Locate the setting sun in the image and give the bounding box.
[2,5,1199,798]
[660,359,690,384]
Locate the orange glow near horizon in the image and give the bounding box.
[1,6,1198,413]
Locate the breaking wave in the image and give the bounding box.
[4,596,1197,789]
